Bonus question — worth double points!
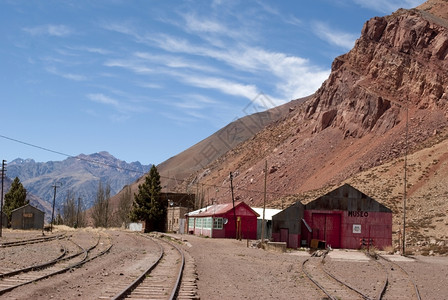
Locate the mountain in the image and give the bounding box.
[109,1,448,252]
[7,151,151,219]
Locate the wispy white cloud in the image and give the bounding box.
[23,24,73,37]
[46,66,87,81]
[312,21,357,50]
[104,59,153,74]
[87,93,147,118]
[352,0,424,13]
[134,52,217,72]
[66,46,111,55]
[101,8,330,107]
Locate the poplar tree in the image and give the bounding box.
[91,180,111,228]
[130,165,165,232]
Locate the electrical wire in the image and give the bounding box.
[0,133,300,198]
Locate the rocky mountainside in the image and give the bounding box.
[174,2,448,251]
[7,151,151,218]
[109,1,448,252]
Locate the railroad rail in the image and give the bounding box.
[0,232,112,296]
[0,233,65,247]
[369,253,421,300]
[111,234,184,300]
[101,233,198,300]
[302,253,372,300]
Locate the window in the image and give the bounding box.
[204,217,212,229]
[188,218,195,229]
[213,217,223,229]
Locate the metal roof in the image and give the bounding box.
[186,201,259,217]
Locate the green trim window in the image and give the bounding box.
[202,217,212,229]
[213,217,223,229]
[188,218,195,229]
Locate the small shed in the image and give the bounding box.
[271,202,305,248]
[252,207,281,240]
[11,204,45,230]
[186,202,259,239]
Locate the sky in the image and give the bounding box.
[0,0,425,166]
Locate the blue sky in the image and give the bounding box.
[0,0,425,165]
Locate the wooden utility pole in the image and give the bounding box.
[229,172,237,239]
[261,160,267,243]
[51,182,61,232]
[402,103,409,255]
[0,160,6,237]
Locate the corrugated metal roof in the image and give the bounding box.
[251,208,281,220]
[186,201,259,217]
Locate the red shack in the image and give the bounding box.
[272,184,392,250]
[186,201,259,239]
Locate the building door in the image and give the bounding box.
[312,213,341,248]
[23,213,34,229]
[280,228,289,247]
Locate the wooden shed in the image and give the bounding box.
[186,202,259,239]
[271,202,305,248]
[11,204,45,230]
[272,184,392,250]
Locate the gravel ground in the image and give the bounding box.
[1,229,447,299]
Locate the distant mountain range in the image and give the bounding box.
[6,151,151,220]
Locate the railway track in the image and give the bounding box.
[0,231,112,296]
[302,254,371,300]
[101,233,198,300]
[370,253,421,300]
[0,233,65,247]
[303,249,422,300]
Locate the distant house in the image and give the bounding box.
[272,184,392,250]
[252,207,281,240]
[167,206,190,234]
[11,204,45,230]
[186,202,259,239]
[164,192,195,234]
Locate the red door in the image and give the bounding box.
[312,213,341,248]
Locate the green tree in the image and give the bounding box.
[3,177,28,225]
[130,165,165,232]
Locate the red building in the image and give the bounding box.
[186,202,259,239]
[272,184,392,250]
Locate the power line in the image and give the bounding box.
[0,134,301,198]
[0,134,146,175]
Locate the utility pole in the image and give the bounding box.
[261,160,267,244]
[402,103,409,256]
[0,160,6,237]
[229,172,237,240]
[51,182,61,232]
